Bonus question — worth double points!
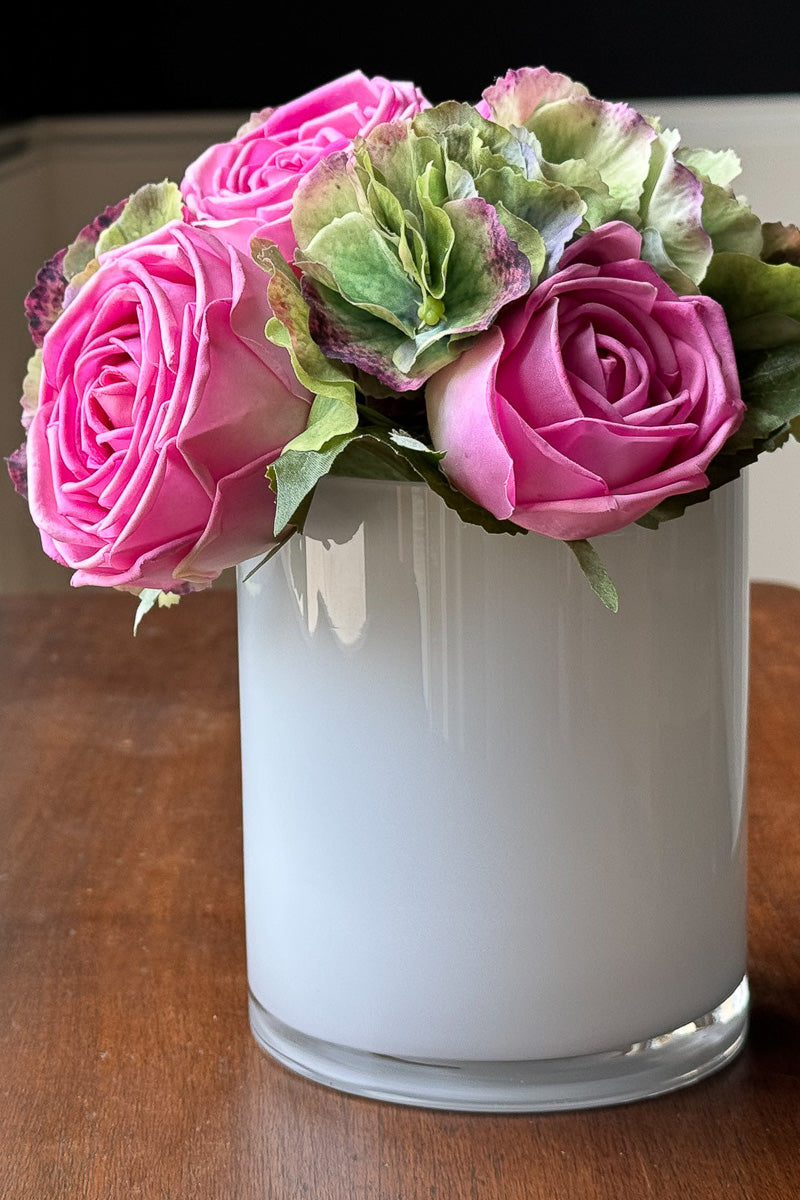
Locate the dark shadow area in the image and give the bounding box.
[4,1,800,124]
[747,1000,800,1070]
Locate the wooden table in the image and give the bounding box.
[1,583,798,1198]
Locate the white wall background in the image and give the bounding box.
[2,99,799,592]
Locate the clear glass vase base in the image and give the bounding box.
[249,977,749,1112]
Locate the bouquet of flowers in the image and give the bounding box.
[8,68,800,620]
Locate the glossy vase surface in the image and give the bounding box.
[236,475,749,1111]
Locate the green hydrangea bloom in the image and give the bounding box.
[479,67,763,292]
[288,102,586,392]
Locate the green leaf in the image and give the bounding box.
[530,96,655,216]
[734,342,800,446]
[699,178,763,258]
[63,236,100,283]
[565,539,620,612]
[257,250,356,402]
[701,252,800,351]
[303,275,417,385]
[240,525,307,584]
[280,392,357,456]
[253,237,360,452]
[342,430,526,536]
[475,166,582,278]
[388,429,443,455]
[300,211,422,334]
[133,590,160,634]
[132,588,181,636]
[675,145,762,260]
[437,195,531,331]
[676,145,743,189]
[96,181,184,255]
[761,222,800,266]
[329,435,423,481]
[61,201,130,282]
[415,163,455,299]
[291,147,365,249]
[268,423,527,541]
[268,433,356,535]
[639,129,711,289]
[21,349,42,424]
[480,68,589,130]
[288,105,588,391]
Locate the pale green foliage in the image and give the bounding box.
[566,541,620,613]
[21,350,42,424]
[133,589,181,635]
[482,72,762,292]
[287,103,586,391]
[96,181,184,256]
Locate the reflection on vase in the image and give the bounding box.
[285,520,368,649]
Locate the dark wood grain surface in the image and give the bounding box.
[1,583,798,1199]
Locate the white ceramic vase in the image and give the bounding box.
[236,474,749,1111]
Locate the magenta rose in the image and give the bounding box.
[20,220,312,591]
[181,71,429,258]
[425,222,745,541]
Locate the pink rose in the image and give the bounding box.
[425,222,745,540]
[22,220,312,590]
[181,71,429,258]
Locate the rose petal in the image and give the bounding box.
[426,222,745,541]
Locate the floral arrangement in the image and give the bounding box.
[8,68,800,619]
